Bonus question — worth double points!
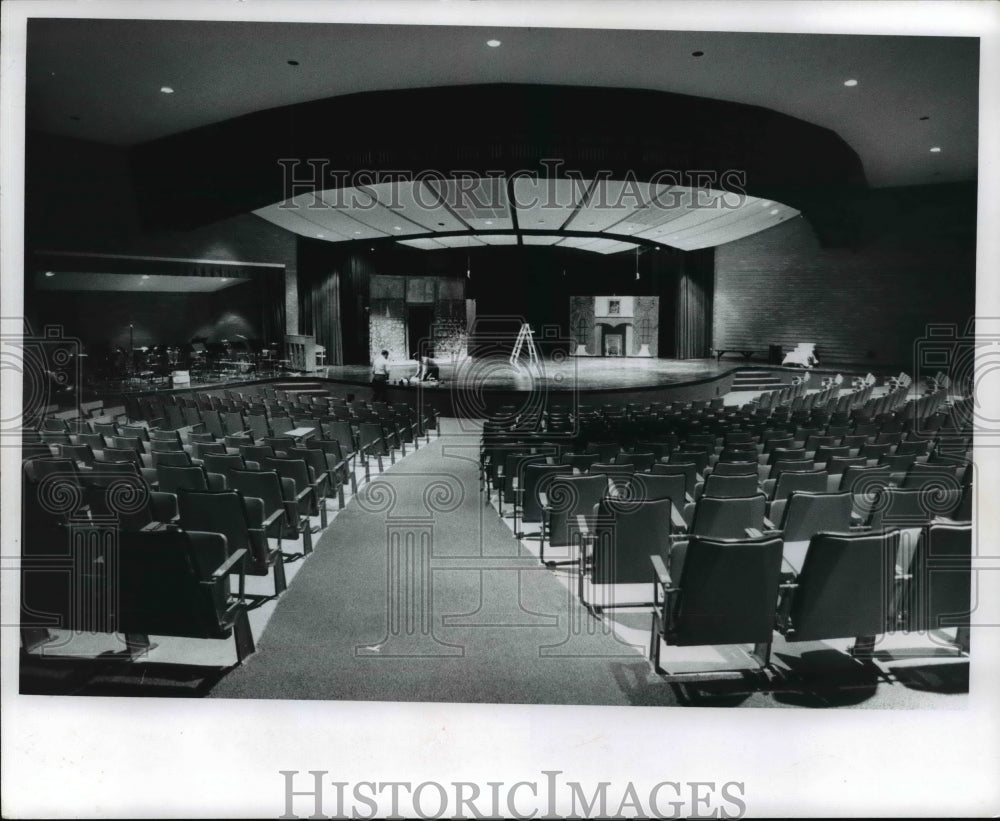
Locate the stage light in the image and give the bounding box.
[486,39,501,48]
[160,86,174,94]
[843,79,858,87]
[44,271,55,277]
[930,146,942,152]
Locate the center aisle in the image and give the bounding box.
[209,426,677,705]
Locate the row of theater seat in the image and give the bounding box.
[481,388,973,679]
[19,391,438,669]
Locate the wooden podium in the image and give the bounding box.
[285,334,323,372]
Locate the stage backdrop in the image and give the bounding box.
[569,296,659,357]
[369,274,469,362]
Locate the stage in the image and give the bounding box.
[98,356,884,419]
[323,356,740,392]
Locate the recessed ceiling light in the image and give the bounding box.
[437,222,445,227]
[486,39,502,48]
[843,79,858,87]
[760,201,772,207]
[221,277,229,282]
[770,209,780,215]
[160,86,174,94]
[930,146,942,153]
[691,51,704,57]
[44,271,55,277]
[485,220,493,225]
[316,232,324,238]
[353,230,361,235]
[141,274,150,280]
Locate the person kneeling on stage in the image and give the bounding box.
[407,352,440,384]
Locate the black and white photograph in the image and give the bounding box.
[3,0,999,817]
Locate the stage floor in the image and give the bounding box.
[319,356,856,392]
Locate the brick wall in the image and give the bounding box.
[713,187,976,367]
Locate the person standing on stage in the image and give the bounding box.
[371,349,390,401]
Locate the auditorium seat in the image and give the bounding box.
[687,494,768,540]
[775,529,900,656]
[900,522,971,652]
[580,498,674,614]
[177,488,287,597]
[157,464,225,494]
[649,534,784,679]
[695,472,759,500]
[263,456,327,529]
[112,528,255,664]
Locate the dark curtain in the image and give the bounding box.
[259,268,286,347]
[675,249,714,359]
[297,237,373,365]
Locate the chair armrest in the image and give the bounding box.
[762,516,776,530]
[263,507,285,529]
[650,554,673,588]
[685,492,695,504]
[670,503,687,532]
[745,527,764,539]
[208,548,248,581]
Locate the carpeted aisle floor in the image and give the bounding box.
[209,429,678,704]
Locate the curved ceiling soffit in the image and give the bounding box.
[130,83,868,245]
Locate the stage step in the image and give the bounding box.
[731,371,784,391]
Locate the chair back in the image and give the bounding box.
[668,535,784,646]
[592,498,673,585]
[203,453,249,482]
[839,464,890,494]
[521,464,573,523]
[770,469,827,502]
[904,523,972,633]
[711,461,758,477]
[157,465,209,494]
[868,486,962,529]
[701,473,759,499]
[785,529,900,641]
[117,529,234,638]
[615,452,655,472]
[778,491,853,542]
[651,462,698,496]
[178,489,255,555]
[546,474,608,547]
[151,450,194,468]
[690,494,767,539]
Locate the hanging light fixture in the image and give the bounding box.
[466,252,471,279]
[635,247,640,281]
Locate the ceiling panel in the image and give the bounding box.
[563,180,659,232]
[396,237,448,250]
[427,177,512,230]
[521,234,566,246]
[512,178,587,233]
[432,235,487,249]
[475,234,520,246]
